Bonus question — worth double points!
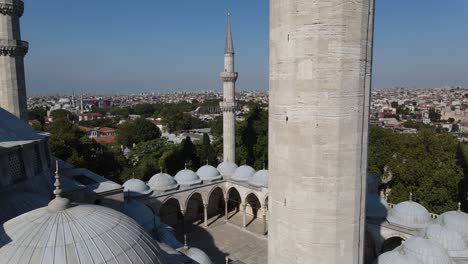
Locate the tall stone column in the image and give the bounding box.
[268,1,375,263]
[242,203,247,228]
[203,203,208,227]
[0,0,28,120]
[220,13,237,162]
[224,198,229,221]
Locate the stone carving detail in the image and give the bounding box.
[0,2,24,17]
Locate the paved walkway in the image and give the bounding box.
[179,214,268,264]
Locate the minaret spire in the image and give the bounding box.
[224,12,234,54]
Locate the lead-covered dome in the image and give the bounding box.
[184,247,213,264]
[387,201,431,229]
[425,224,466,251]
[197,165,222,182]
[231,165,255,182]
[148,172,179,192]
[402,237,452,264]
[437,210,468,242]
[366,193,388,220]
[123,178,152,197]
[175,169,202,186]
[248,169,268,188]
[373,250,422,264]
[217,161,238,176]
[0,201,166,264]
[124,199,159,232]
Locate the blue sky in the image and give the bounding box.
[22,0,467,94]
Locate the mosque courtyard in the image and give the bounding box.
[179,213,268,264]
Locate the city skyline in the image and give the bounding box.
[22,0,468,94]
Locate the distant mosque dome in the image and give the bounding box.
[366,193,388,220]
[196,165,222,182]
[174,168,202,186]
[217,161,238,176]
[437,210,468,242]
[402,237,452,264]
[248,169,268,188]
[124,199,159,232]
[184,247,213,264]
[231,165,255,182]
[123,178,152,197]
[424,224,466,251]
[387,200,431,229]
[148,172,179,192]
[0,197,166,264]
[373,250,422,264]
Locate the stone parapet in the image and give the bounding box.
[0,0,24,16]
[0,39,28,56]
[220,72,238,82]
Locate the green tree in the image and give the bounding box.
[50,109,78,122]
[198,133,217,165]
[428,108,441,122]
[116,118,161,147]
[448,117,455,123]
[28,107,47,124]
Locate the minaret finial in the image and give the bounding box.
[458,202,462,212]
[206,159,209,165]
[53,160,62,198]
[409,192,413,201]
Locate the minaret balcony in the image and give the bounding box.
[0,0,24,17]
[220,72,238,82]
[220,102,237,112]
[0,39,28,57]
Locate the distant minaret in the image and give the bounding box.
[0,0,28,120]
[219,13,238,162]
[80,94,84,114]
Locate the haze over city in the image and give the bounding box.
[22,0,468,95]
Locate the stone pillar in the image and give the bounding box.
[268,1,375,263]
[224,198,229,221]
[242,203,247,228]
[203,203,208,227]
[0,0,28,120]
[220,13,237,162]
[262,209,267,235]
[180,208,186,235]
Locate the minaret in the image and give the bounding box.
[0,0,28,120]
[268,1,375,263]
[219,13,237,162]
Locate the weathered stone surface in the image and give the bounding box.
[268,0,375,263]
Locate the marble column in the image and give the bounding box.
[203,203,208,227]
[262,208,267,235]
[224,198,229,221]
[242,203,247,228]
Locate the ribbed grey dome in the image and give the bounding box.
[402,237,452,264]
[184,247,213,264]
[124,199,159,232]
[217,161,238,176]
[174,169,202,186]
[0,203,167,264]
[148,172,179,192]
[387,201,431,229]
[437,210,468,242]
[231,165,255,182]
[196,165,222,181]
[425,224,466,251]
[123,178,152,197]
[248,169,268,188]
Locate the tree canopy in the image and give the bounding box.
[116,118,161,147]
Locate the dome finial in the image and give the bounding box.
[160,166,163,173]
[409,192,413,201]
[184,234,189,249]
[47,160,70,212]
[206,159,209,165]
[458,202,462,212]
[185,163,187,170]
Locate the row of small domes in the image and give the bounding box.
[123,161,269,197]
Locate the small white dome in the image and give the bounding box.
[217,161,238,175]
[196,165,222,181]
[248,169,269,188]
[366,193,388,220]
[231,165,256,182]
[437,210,468,242]
[174,169,202,186]
[124,200,159,232]
[0,203,166,264]
[402,237,452,264]
[185,247,213,264]
[123,178,152,197]
[373,250,422,264]
[425,224,466,251]
[387,201,431,229]
[148,172,179,192]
